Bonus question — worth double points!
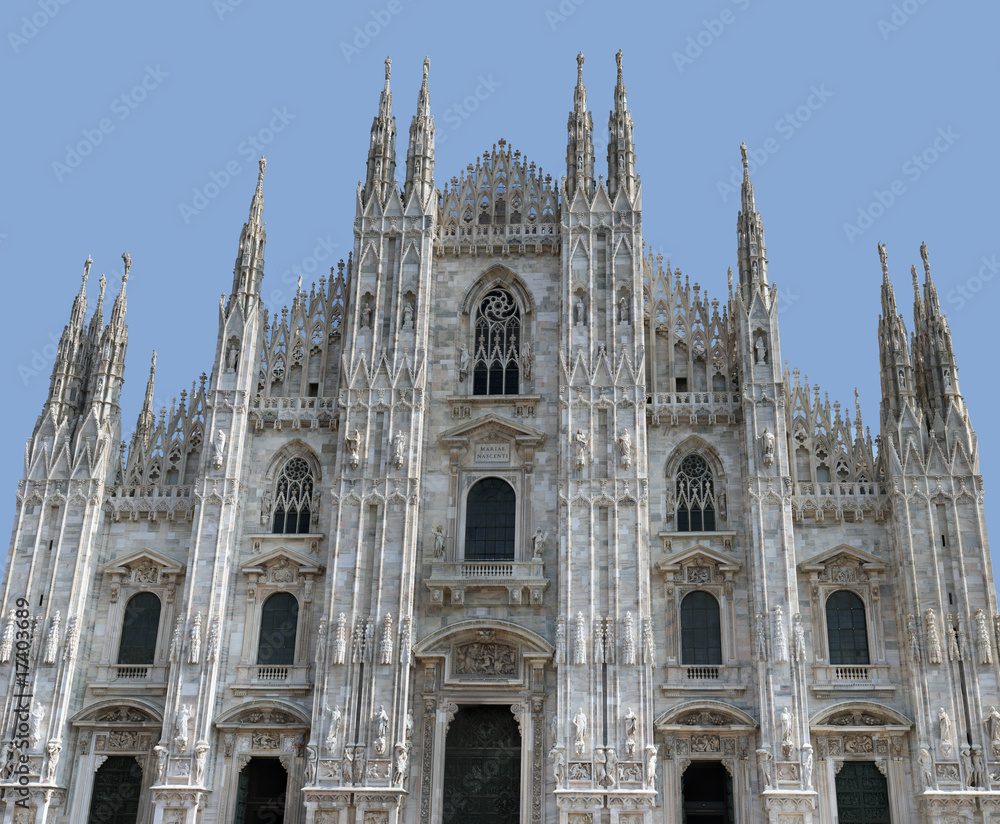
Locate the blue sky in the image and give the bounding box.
[2,0,997,575]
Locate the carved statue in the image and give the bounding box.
[326,704,343,753]
[761,428,775,467]
[755,334,767,365]
[972,745,986,788]
[958,617,972,662]
[961,745,974,787]
[573,708,587,755]
[154,745,168,783]
[625,707,638,757]
[194,742,209,784]
[918,746,934,788]
[926,608,943,664]
[392,742,410,785]
[946,613,961,661]
[548,743,566,787]
[791,613,806,662]
[345,429,362,469]
[361,303,372,329]
[188,613,202,664]
[645,744,658,788]
[520,341,532,380]
[939,707,952,756]
[986,707,1000,758]
[261,489,272,526]
[756,747,773,789]
[225,340,239,372]
[374,705,389,754]
[779,707,793,757]
[304,744,318,784]
[605,747,618,788]
[907,614,921,662]
[175,704,193,752]
[773,606,789,664]
[574,296,585,325]
[618,294,629,324]
[617,429,632,469]
[574,429,590,469]
[594,746,607,786]
[402,302,414,330]
[392,431,406,469]
[43,611,60,664]
[29,704,44,750]
[211,430,226,469]
[801,743,813,789]
[977,609,994,664]
[431,524,446,559]
[755,613,768,660]
[531,527,546,559]
[44,741,61,784]
[459,344,470,381]
[405,709,414,744]
[944,369,953,391]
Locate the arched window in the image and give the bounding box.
[117,592,161,665]
[257,592,299,666]
[464,478,516,561]
[272,456,314,535]
[680,591,722,665]
[676,454,716,531]
[473,288,521,396]
[826,590,869,665]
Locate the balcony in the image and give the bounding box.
[660,665,747,695]
[232,664,313,696]
[88,664,169,696]
[426,560,550,606]
[646,391,740,427]
[809,663,895,696]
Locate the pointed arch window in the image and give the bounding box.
[257,592,299,666]
[826,590,869,665]
[117,592,161,665]
[680,591,722,665]
[473,289,521,396]
[272,457,314,535]
[676,454,716,532]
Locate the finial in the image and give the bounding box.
[83,255,92,279]
[576,51,585,82]
[855,388,862,419]
[422,55,430,81]
[99,274,107,295]
[911,264,918,286]
[616,49,623,73]
[385,55,392,82]
[740,142,748,171]
[122,252,131,281]
[258,155,266,180]
[877,242,887,276]
[920,240,931,277]
[297,275,303,292]
[151,351,157,370]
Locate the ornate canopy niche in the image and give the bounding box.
[653,701,757,824]
[809,702,912,824]
[413,620,553,824]
[215,701,311,824]
[65,700,164,822]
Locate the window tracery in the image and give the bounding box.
[473,289,522,396]
[675,454,717,532]
[272,456,315,535]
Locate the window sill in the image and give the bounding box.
[809,664,895,696]
[659,664,747,695]
[247,533,324,554]
[231,664,313,695]
[426,560,549,606]
[88,664,170,695]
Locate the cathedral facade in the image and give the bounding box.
[1,51,997,824]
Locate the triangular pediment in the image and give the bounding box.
[799,543,885,573]
[99,548,184,577]
[439,412,545,446]
[240,546,323,576]
[660,544,741,572]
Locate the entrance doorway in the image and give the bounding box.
[442,705,521,824]
[835,760,891,823]
[233,757,288,824]
[682,761,733,823]
[86,755,143,824]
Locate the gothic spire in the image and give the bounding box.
[41,258,93,426]
[130,351,157,455]
[565,51,595,200]
[876,242,915,423]
[364,56,398,205]
[404,56,435,207]
[231,157,268,302]
[108,252,130,334]
[736,143,767,289]
[607,49,637,201]
[912,241,963,418]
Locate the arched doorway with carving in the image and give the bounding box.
[413,620,554,824]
